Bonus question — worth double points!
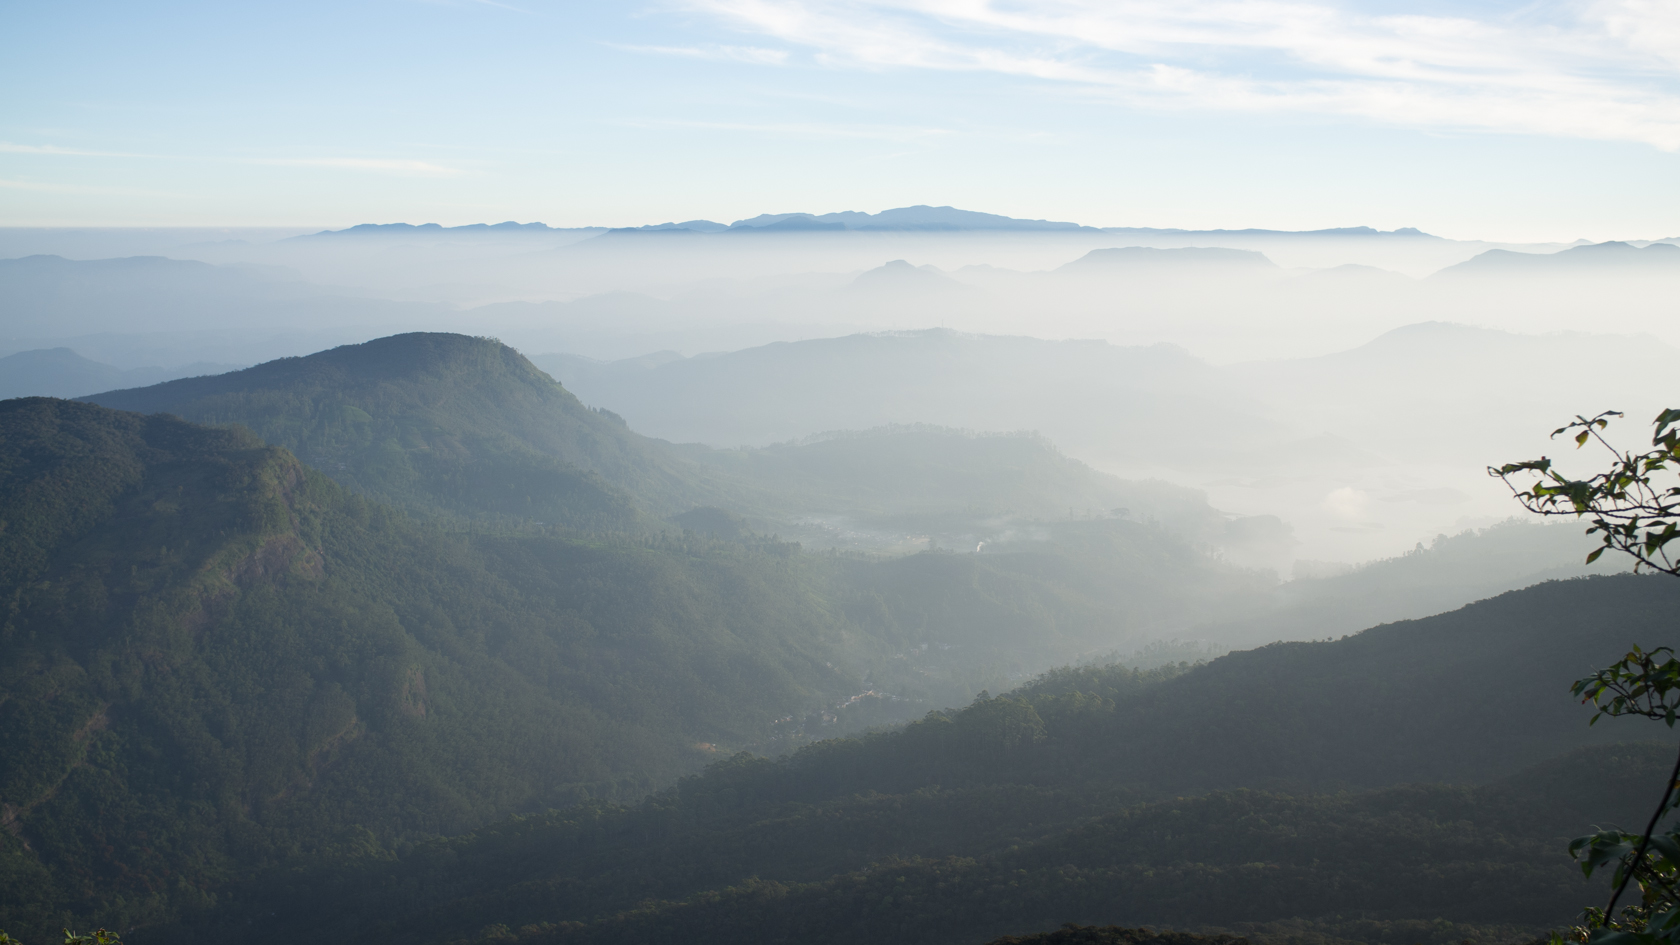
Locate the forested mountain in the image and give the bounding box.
[147,573,1679,945]
[81,332,1239,556]
[10,333,1674,945]
[83,333,710,531]
[0,396,1287,941]
[0,397,885,937]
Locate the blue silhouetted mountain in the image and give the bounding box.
[1097,225,1437,238]
[729,205,1092,231]
[628,219,731,232]
[290,210,1445,238]
[298,221,605,239]
[1434,240,1680,277]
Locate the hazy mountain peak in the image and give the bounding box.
[843,259,969,294]
[78,331,708,528]
[299,221,603,239]
[1436,238,1680,276]
[628,219,730,232]
[1094,224,1438,239]
[727,205,1088,231]
[1057,245,1277,273]
[105,331,546,393]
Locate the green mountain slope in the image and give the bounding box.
[0,398,865,938]
[81,333,1230,558]
[154,574,1680,945]
[0,398,1286,941]
[81,333,699,531]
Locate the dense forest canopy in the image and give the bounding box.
[0,397,1295,939]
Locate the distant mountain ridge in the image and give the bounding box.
[1435,240,1680,277]
[297,208,1440,238]
[1057,246,1277,273]
[728,205,1094,232]
[0,347,240,400]
[299,221,606,238]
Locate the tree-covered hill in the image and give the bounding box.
[0,397,1287,940]
[79,333,1236,555]
[0,398,861,938]
[80,333,695,531]
[151,574,1680,945]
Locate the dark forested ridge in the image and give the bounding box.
[81,333,692,531]
[150,575,1678,945]
[80,332,1243,556]
[7,338,1677,945]
[0,398,856,937]
[0,397,1287,940]
[982,928,1248,945]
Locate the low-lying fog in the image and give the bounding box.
[4,207,1675,568]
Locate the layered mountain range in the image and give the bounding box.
[0,328,1671,944]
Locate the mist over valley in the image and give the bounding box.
[8,3,1680,939]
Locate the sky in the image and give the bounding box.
[2,0,1678,240]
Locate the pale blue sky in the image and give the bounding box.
[3,0,1677,239]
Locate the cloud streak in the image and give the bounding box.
[0,143,464,176]
[0,177,178,197]
[621,116,952,140]
[253,157,464,176]
[677,0,1680,149]
[610,42,791,64]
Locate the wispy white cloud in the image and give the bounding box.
[0,143,465,176]
[0,142,149,157]
[253,157,465,176]
[674,0,1680,149]
[0,177,177,196]
[621,116,952,139]
[410,0,531,13]
[610,41,791,64]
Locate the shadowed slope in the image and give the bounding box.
[0,398,872,940]
[83,333,715,530]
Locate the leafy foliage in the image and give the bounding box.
[1572,647,1680,728]
[1495,408,1680,945]
[0,930,121,945]
[1493,409,1680,573]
